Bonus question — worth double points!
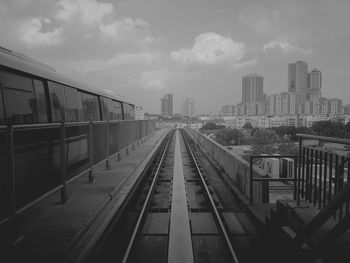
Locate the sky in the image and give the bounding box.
[0,0,350,114]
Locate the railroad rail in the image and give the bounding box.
[89,128,261,263]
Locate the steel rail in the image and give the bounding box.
[121,129,174,263]
[296,133,350,145]
[181,129,240,263]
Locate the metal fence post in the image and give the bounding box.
[250,156,254,205]
[60,122,68,203]
[297,137,302,205]
[88,121,94,183]
[106,121,110,170]
[9,125,16,215]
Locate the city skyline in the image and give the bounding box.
[0,0,350,114]
[221,60,345,118]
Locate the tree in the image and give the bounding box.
[243,122,253,129]
[251,129,278,145]
[216,128,245,146]
[311,120,345,138]
[200,122,225,131]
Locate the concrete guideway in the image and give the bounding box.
[168,130,194,263]
[8,129,170,262]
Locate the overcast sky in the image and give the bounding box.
[1,0,349,114]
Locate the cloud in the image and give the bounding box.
[70,51,163,73]
[56,0,113,25]
[18,17,63,46]
[99,17,165,46]
[263,40,313,54]
[237,5,280,35]
[139,70,169,90]
[170,32,253,68]
[99,17,149,37]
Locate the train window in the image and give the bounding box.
[101,97,115,121]
[0,90,3,124]
[33,80,48,123]
[113,100,123,120]
[80,91,100,121]
[0,70,36,124]
[122,102,130,120]
[65,86,83,122]
[48,81,66,122]
[107,99,115,120]
[129,104,135,119]
[101,97,109,120]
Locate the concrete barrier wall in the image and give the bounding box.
[185,128,266,203]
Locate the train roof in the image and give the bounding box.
[0,46,134,105]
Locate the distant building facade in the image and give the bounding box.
[288,61,308,100]
[160,93,173,117]
[221,105,234,116]
[308,68,322,100]
[182,98,195,118]
[242,73,264,104]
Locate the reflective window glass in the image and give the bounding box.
[0,90,4,124]
[129,104,135,119]
[1,70,36,124]
[101,97,109,120]
[48,81,66,122]
[65,87,83,122]
[33,79,48,123]
[101,97,116,121]
[113,100,123,120]
[123,102,130,120]
[80,92,100,121]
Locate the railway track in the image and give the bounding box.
[90,129,261,263]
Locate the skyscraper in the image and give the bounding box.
[308,68,322,100]
[267,94,277,116]
[242,73,264,104]
[182,98,195,118]
[160,93,173,117]
[288,61,308,100]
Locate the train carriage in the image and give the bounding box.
[0,47,136,221]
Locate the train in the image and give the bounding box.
[0,46,139,220]
[0,45,135,124]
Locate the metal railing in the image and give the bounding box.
[296,133,350,220]
[0,120,155,225]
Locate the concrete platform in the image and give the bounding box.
[7,129,169,263]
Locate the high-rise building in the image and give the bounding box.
[289,92,299,115]
[308,68,322,100]
[343,104,350,115]
[288,61,308,100]
[275,94,282,116]
[182,98,195,118]
[242,73,264,104]
[281,92,290,115]
[328,98,342,115]
[246,103,257,116]
[256,102,267,115]
[160,93,173,117]
[267,94,278,116]
[221,105,234,116]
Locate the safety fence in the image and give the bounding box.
[0,120,155,224]
[295,134,350,221]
